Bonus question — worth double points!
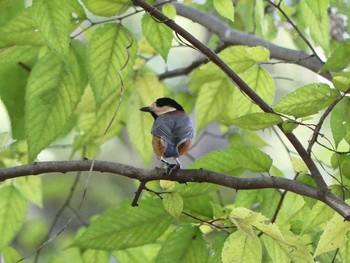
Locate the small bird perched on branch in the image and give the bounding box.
[131,97,194,206]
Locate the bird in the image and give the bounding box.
[140,97,194,174]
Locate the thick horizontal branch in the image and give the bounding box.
[0,160,350,220]
[173,3,332,80]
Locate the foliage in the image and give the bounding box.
[1,0,350,262]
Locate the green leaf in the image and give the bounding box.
[163,192,183,219]
[0,186,27,250]
[142,14,173,61]
[230,112,282,130]
[322,40,350,71]
[87,24,137,107]
[13,176,43,207]
[0,0,25,27]
[229,207,289,245]
[300,0,330,53]
[195,77,233,133]
[73,89,125,158]
[25,49,86,161]
[162,4,176,19]
[222,231,262,263]
[189,150,243,175]
[0,63,28,139]
[80,0,131,16]
[3,247,22,263]
[116,245,160,263]
[127,70,165,165]
[232,66,275,118]
[291,157,308,173]
[71,198,171,250]
[273,83,338,118]
[332,72,350,92]
[231,146,273,172]
[0,45,38,64]
[0,8,45,46]
[113,244,160,263]
[281,120,298,134]
[213,0,234,22]
[155,225,209,263]
[314,212,350,258]
[32,0,70,57]
[254,0,264,36]
[301,201,334,234]
[82,249,110,263]
[220,46,270,73]
[330,97,350,147]
[261,235,291,263]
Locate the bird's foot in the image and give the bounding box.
[166,163,181,176]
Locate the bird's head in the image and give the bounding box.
[140,97,184,119]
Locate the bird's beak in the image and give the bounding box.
[139,106,153,112]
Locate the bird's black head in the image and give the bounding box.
[155,97,185,112]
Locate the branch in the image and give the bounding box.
[132,0,328,192]
[172,3,332,80]
[0,160,350,219]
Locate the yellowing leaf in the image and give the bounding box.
[222,231,262,263]
[314,212,350,258]
[291,157,308,173]
[213,0,234,22]
[230,207,289,246]
[162,4,176,19]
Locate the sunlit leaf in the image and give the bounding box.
[25,49,87,161]
[222,231,262,263]
[87,24,137,107]
[213,0,234,22]
[330,97,350,147]
[301,0,330,53]
[322,40,350,71]
[0,8,45,46]
[162,4,176,19]
[80,0,131,17]
[13,176,43,207]
[273,83,338,118]
[0,186,27,250]
[314,212,350,258]
[261,235,291,263]
[142,14,173,61]
[232,66,275,118]
[32,0,70,57]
